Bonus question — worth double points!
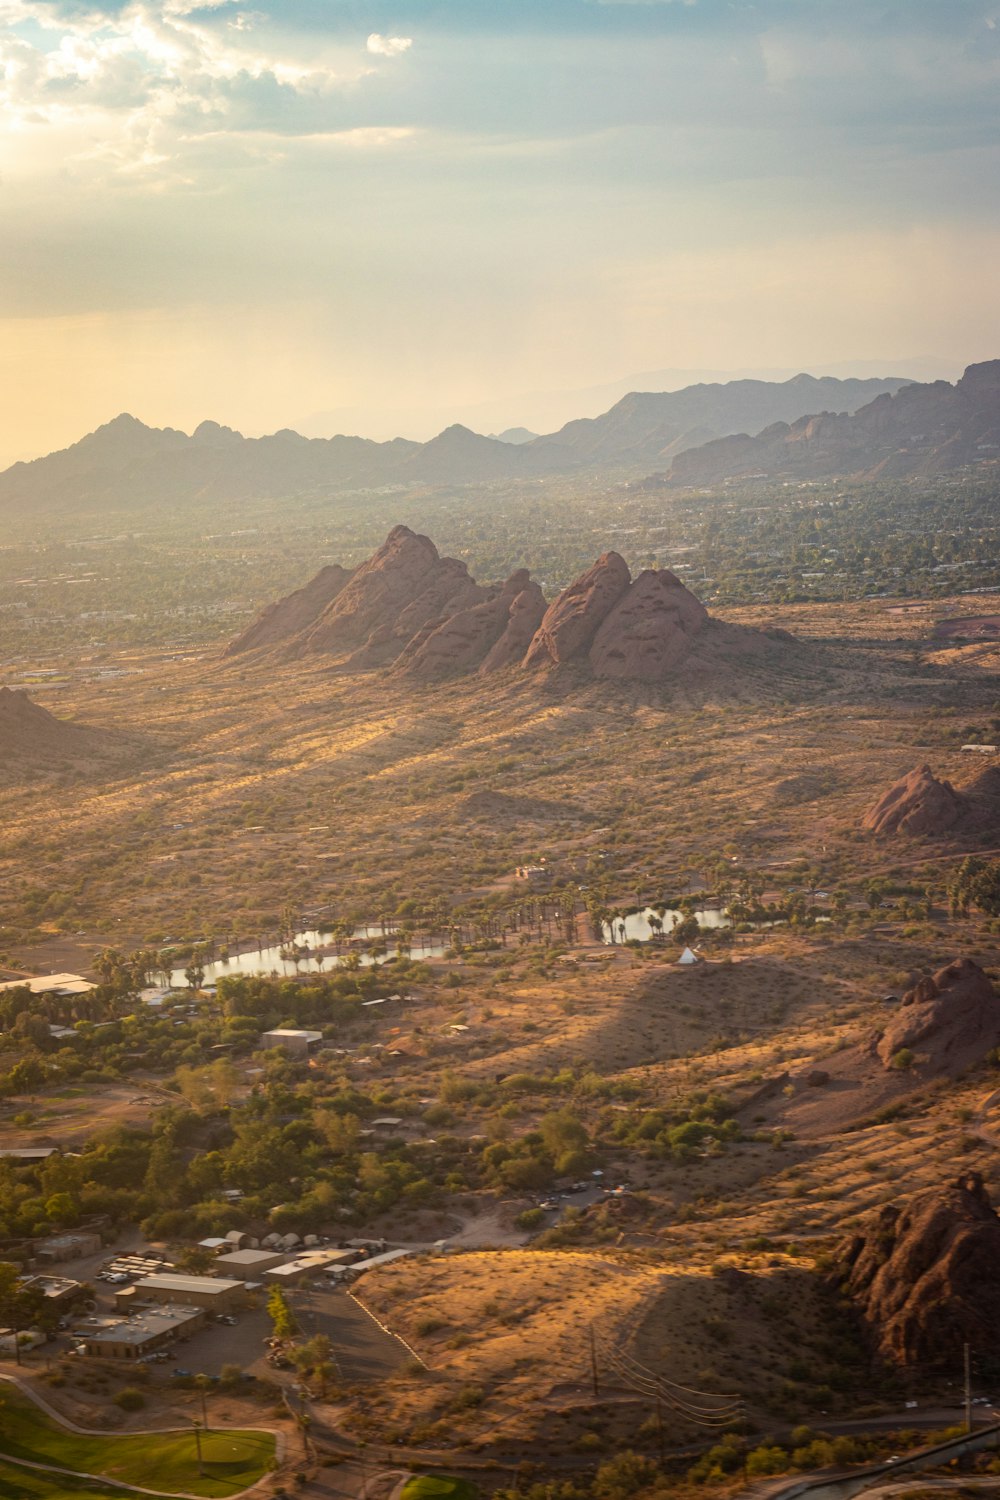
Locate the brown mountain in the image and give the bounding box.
[285,526,486,669]
[227,527,795,685]
[664,360,1000,486]
[398,569,545,679]
[0,686,122,778]
[522,553,631,669]
[862,764,970,836]
[838,1171,1000,1365]
[529,372,909,467]
[0,373,915,517]
[863,762,1000,838]
[224,564,352,657]
[874,957,1000,1072]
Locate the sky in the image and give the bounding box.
[0,0,998,463]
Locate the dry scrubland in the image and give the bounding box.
[3,588,1000,961]
[2,588,1000,1464]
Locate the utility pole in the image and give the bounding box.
[193,1420,204,1478]
[589,1325,600,1399]
[965,1342,972,1434]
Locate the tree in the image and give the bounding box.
[267,1284,298,1341]
[294,1333,336,1397]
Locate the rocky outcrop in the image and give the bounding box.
[875,957,1000,1070]
[399,570,539,679]
[589,568,709,680]
[479,580,548,674]
[224,564,352,657]
[225,529,795,684]
[838,1172,1000,1365]
[863,764,970,837]
[523,552,631,669]
[294,526,486,666]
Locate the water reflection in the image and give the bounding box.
[169,927,445,987]
[601,907,730,943]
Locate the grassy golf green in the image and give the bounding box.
[401,1476,478,1500]
[0,1386,274,1498]
[0,1456,155,1498]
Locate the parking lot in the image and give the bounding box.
[48,1266,408,1391]
[289,1285,411,1386]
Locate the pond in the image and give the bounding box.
[601,907,731,944]
[168,927,447,987]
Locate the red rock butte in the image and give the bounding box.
[225,525,795,684]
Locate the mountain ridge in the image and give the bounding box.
[0,371,916,515]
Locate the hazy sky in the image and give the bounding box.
[1,0,998,462]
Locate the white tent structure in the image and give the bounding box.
[677,947,700,965]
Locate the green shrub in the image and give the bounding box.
[113,1388,145,1411]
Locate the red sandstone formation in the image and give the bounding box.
[874,957,1000,1070]
[862,765,970,837]
[522,552,631,669]
[588,568,709,680]
[224,564,351,656]
[839,1172,1000,1365]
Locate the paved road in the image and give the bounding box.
[291,1286,410,1387]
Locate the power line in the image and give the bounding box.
[591,1326,744,1429]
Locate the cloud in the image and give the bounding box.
[366,33,412,57]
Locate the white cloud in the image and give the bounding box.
[0,1,402,183]
[366,33,412,58]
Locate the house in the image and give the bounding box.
[344,1248,412,1280]
[261,1029,323,1058]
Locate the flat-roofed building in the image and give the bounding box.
[122,1273,246,1312]
[215,1249,288,1281]
[82,1304,205,1360]
[20,1274,80,1305]
[35,1231,102,1264]
[261,1029,322,1057]
[264,1248,360,1284]
[0,974,95,997]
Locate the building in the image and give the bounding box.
[120,1273,246,1312]
[215,1249,288,1281]
[20,1275,80,1306]
[0,1147,62,1164]
[344,1248,411,1280]
[35,1231,102,1264]
[81,1304,205,1360]
[0,974,95,998]
[263,1248,360,1285]
[261,1029,323,1057]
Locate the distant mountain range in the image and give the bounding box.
[1,367,995,515]
[662,360,1000,487]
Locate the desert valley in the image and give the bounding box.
[0,360,1000,1500]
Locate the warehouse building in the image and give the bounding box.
[118,1273,246,1313]
[82,1305,205,1360]
[215,1249,288,1281]
[264,1248,360,1285]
